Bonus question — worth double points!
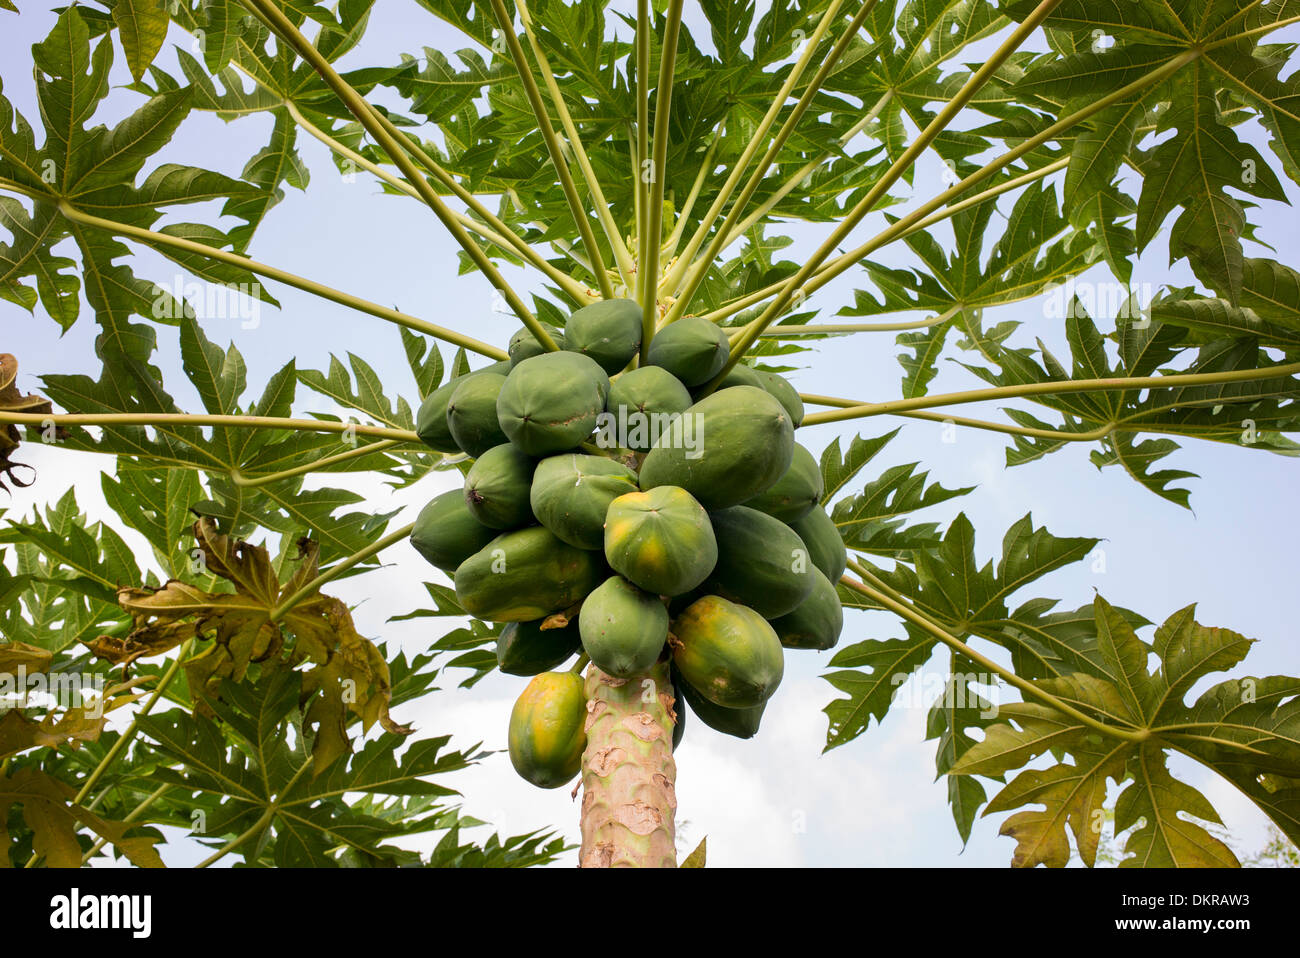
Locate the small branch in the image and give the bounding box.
[489,0,615,299]
[799,361,1300,427]
[708,51,1192,330]
[229,439,404,489]
[664,0,876,325]
[269,521,417,622]
[752,304,963,339]
[703,158,1063,326]
[47,200,505,360]
[287,103,588,302]
[664,0,848,296]
[0,410,419,443]
[641,0,687,354]
[635,0,650,304]
[663,135,721,262]
[711,0,1066,389]
[517,0,636,284]
[801,394,1115,441]
[840,570,1148,743]
[717,88,896,252]
[242,0,554,350]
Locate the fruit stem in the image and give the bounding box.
[570,653,591,674]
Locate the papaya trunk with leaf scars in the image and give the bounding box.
[579,661,678,868]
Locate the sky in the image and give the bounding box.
[3,2,1299,867]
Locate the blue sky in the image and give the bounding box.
[4,2,1299,866]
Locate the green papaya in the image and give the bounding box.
[410,488,499,572]
[564,298,643,374]
[496,352,611,456]
[707,362,764,394]
[509,324,566,366]
[604,487,717,596]
[454,526,604,622]
[447,372,510,457]
[703,505,816,618]
[496,618,583,675]
[415,361,511,452]
[600,366,693,453]
[639,385,794,510]
[464,443,536,529]
[508,671,587,788]
[744,442,823,522]
[578,575,669,678]
[788,505,846,582]
[755,369,804,426]
[674,666,766,739]
[530,453,638,549]
[671,595,784,709]
[769,568,843,651]
[645,316,730,386]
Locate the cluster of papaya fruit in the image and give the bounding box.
[409,299,846,789]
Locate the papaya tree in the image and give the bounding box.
[2,0,1299,869]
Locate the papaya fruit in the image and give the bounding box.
[507,671,587,788]
[529,453,638,550]
[744,442,823,522]
[671,595,784,709]
[496,617,583,675]
[578,575,669,678]
[674,665,766,739]
[454,526,604,622]
[410,489,499,572]
[415,361,511,452]
[770,568,843,651]
[703,505,817,618]
[496,352,611,456]
[708,362,764,394]
[600,366,693,453]
[464,443,536,529]
[639,385,794,510]
[755,369,804,426]
[645,316,729,386]
[447,372,510,457]
[788,504,846,582]
[604,486,717,596]
[508,324,565,366]
[564,298,643,374]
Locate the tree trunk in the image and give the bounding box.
[578,660,678,867]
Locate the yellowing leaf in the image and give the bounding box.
[0,353,54,491]
[0,766,163,867]
[89,519,410,770]
[112,0,171,83]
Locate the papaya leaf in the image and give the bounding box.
[822,628,936,750]
[137,668,483,866]
[842,184,1097,397]
[0,765,163,867]
[679,836,706,868]
[112,0,172,83]
[951,596,1298,866]
[1,488,139,653]
[93,518,410,770]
